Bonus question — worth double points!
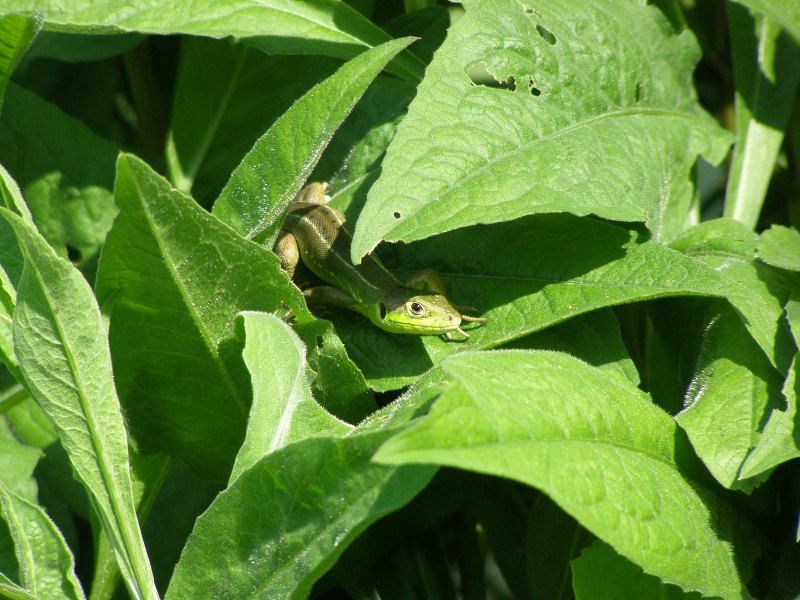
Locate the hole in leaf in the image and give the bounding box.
[379,303,387,319]
[634,81,642,102]
[536,24,557,45]
[66,245,80,263]
[393,211,402,219]
[529,83,541,96]
[315,336,324,349]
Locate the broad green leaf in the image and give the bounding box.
[166,430,435,599]
[0,0,425,81]
[229,312,351,484]
[572,541,702,600]
[0,84,118,272]
[166,37,341,200]
[0,208,156,599]
[335,214,784,390]
[0,418,39,501]
[0,484,84,600]
[759,225,800,272]
[731,0,800,43]
[739,295,800,479]
[351,0,731,259]
[670,219,797,372]
[95,154,310,481]
[723,4,800,229]
[22,31,143,64]
[676,306,783,489]
[526,495,592,600]
[0,13,41,111]
[376,351,748,599]
[213,37,413,246]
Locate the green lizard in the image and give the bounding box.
[274,183,486,340]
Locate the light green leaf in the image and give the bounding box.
[0,0,425,81]
[351,0,730,259]
[95,154,312,481]
[335,215,784,390]
[0,418,39,502]
[759,225,800,272]
[723,4,800,229]
[376,351,748,600]
[229,312,351,484]
[0,13,41,112]
[166,430,435,600]
[0,84,119,272]
[166,37,341,200]
[731,0,800,43]
[572,541,702,600]
[0,208,156,599]
[676,306,783,489]
[0,484,84,600]
[213,37,413,246]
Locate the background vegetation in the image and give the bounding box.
[0,0,799,598]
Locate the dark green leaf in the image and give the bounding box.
[0,13,41,111]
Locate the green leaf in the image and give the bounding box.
[731,0,800,43]
[351,0,731,259]
[166,430,435,600]
[0,13,41,111]
[0,84,119,272]
[166,37,341,200]
[759,225,800,271]
[229,312,351,484]
[4,0,426,80]
[95,154,312,481]
[572,541,703,600]
[0,418,39,502]
[676,306,783,489]
[526,495,592,600]
[376,351,748,600]
[336,215,785,390]
[723,3,800,229]
[212,36,413,246]
[0,484,84,600]
[0,208,156,599]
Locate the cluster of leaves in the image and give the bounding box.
[0,0,798,598]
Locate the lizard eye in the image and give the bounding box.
[408,301,425,317]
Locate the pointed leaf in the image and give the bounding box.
[352,0,730,259]
[0,484,84,600]
[166,430,435,600]
[213,37,414,246]
[229,312,351,483]
[0,13,41,111]
[376,351,749,600]
[0,208,156,599]
[95,154,313,480]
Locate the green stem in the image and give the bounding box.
[723,7,800,228]
[90,455,173,600]
[0,383,26,416]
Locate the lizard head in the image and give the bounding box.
[378,288,464,336]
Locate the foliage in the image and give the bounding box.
[0,0,798,598]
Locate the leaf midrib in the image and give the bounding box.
[128,172,248,417]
